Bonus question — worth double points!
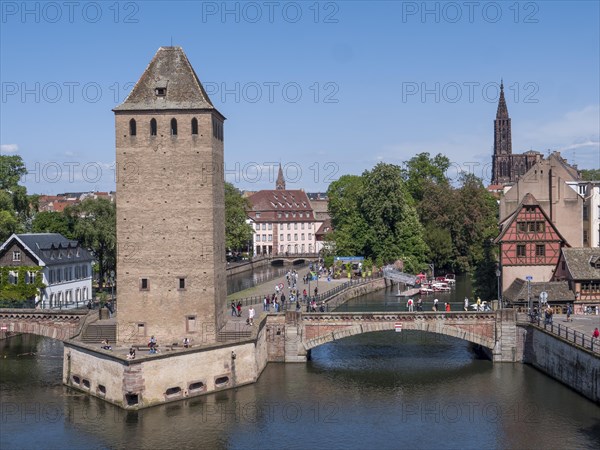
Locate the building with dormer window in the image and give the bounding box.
[0,233,94,309]
[246,164,321,256]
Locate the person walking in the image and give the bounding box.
[231,301,236,317]
[248,306,255,325]
[236,301,242,317]
[407,298,414,312]
[464,297,469,311]
[566,304,572,322]
[445,302,451,312]
[593,327,599,339]
[433,298,439,311]
[417,298,423,312]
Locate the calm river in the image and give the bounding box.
[1,277,599,449]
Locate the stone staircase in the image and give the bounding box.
[82,322,117,344]
[216,330,252,342]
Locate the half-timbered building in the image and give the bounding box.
[553,247,600,308]
[495,193,569,292]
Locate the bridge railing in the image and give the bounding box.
[538,321,600,355]
[228,274,382,312]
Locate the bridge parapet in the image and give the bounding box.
[274,311,517,363]
[0,308,89,341]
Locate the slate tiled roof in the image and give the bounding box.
[12,233,94,266]
[503,278,575,303]
[561,248,600,280]
[113,47,217,112]
[315,219,332,238]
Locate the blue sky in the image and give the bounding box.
[1,1,599,194]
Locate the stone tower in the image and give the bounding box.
[275,163,286,190]
[491,81,513,185]
[113,47,226,345]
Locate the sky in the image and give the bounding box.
[1,1,599,194]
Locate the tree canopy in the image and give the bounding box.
[327,163,429,273]
[224,182,253,252]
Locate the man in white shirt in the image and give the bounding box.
[248,306,255,325]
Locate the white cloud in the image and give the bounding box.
[519,105,600,149]
[0,144,19,154]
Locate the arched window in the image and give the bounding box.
[150,118,157,136]
[171,118,178,136]
[129,118,136,136]
[191,118,198,135]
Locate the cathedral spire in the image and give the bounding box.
[496,80,509,120]
[275,163,286,190]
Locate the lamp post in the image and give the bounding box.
[110,270,115,302]
[496,267,502,309]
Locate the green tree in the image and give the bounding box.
[68,198,116,290]
[225,182,253,252]
[327,163,429,273]
[0,155,27,190]
[402,152,450,202]
[580,169,600,181]
[0,155,32,240]
[31,211,75,238]
[327,175,372,257]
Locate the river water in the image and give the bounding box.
[1,276,599,449]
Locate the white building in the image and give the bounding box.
[246,165,321,256]
[0,233,94,309]
[567,181,600,247]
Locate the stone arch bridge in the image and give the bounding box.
[0,309,89,341]
[272,310,518,363]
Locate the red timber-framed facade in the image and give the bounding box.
[494,193,569,293]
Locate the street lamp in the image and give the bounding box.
[110,270,115,302]
[496,267,502,309]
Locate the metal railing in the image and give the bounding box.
[227,274,382,312]
[534,320,600,355]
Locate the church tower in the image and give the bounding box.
[113,47,226,345]
[275,163,286,190]
[491,81,513,185]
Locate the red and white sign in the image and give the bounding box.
[394,322,402,332]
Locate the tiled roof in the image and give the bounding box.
[247,190,315,222]
[9,233,94,266]
[494,193,568,244]
[315,219,332,237]
[503,278,575,303]
[114,47,218,113]
[561,248,600,280]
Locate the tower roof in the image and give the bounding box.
[496,80,509,120]
[276,163,286,190]
[114,47,219,113]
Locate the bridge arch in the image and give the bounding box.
[300,312,497,354]
[0,310,88,342]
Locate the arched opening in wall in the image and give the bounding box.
[83,288,88,300]
[97,385,106,397]
[188,381,206,394]
[171,118,178,136]
[165,386,182,398]
[129,119,137,136]
[82,379,91,389]
[150,118,157,136]
[214,376,230,388]
[191,118,198,135]
[72,375,81,385]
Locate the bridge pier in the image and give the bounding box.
[284,311,307,362]
[492,309,519,362]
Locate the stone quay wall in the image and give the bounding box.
[519,325,600,404]
[63,317,270,409]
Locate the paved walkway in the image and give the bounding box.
[541,313,600,337]
[223,271,353,332]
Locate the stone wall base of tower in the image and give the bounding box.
[63,322,269,410]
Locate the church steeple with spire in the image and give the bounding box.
[490,79,541,186]
[276,163,286,190]
[492,80,513,184]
